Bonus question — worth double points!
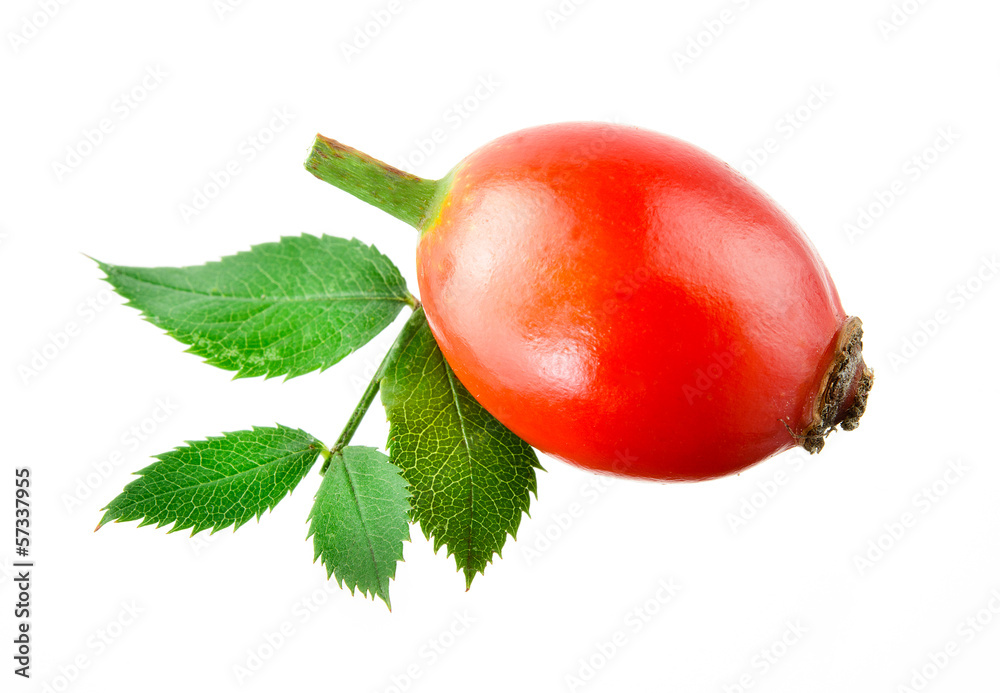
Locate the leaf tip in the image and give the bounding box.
[95,509,116,531]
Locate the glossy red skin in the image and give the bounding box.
[416,123,846,481]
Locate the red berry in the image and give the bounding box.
[308,122,873,481]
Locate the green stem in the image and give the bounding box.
[305,134,440,230]
[321,306,428,474]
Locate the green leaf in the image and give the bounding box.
[380,308,542,589]
[98,234,413,379]
[98,426,323,534]
[307,446,410,609]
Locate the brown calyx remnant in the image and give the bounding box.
[799,316,874,454]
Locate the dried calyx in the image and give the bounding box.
[800,317,874,454]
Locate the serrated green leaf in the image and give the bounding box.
[98,426,323,534]
[307,446,410,609]
[98,234,413,379]
[380,308,542,589]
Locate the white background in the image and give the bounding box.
[2,0,999,691]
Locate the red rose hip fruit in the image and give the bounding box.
[306,122,873,481]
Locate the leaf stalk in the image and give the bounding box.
[321,306,428,474]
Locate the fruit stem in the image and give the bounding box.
[305,134,440,229]
[321,305,428,474]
